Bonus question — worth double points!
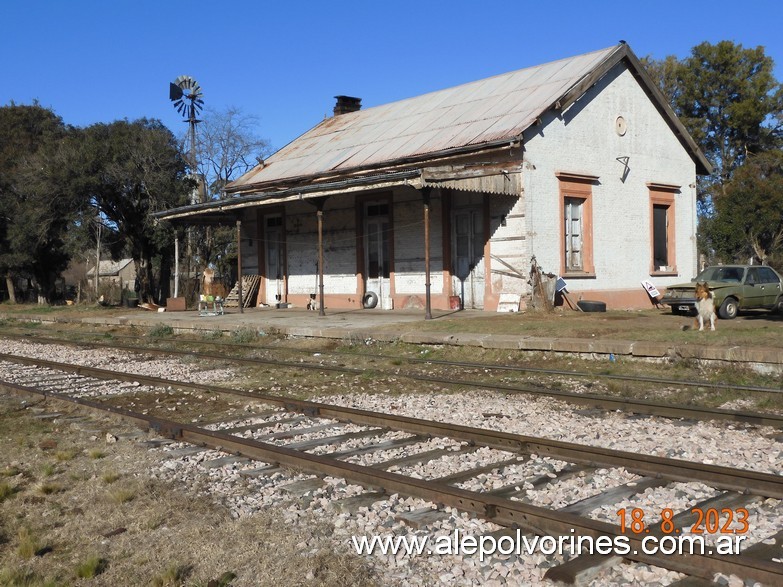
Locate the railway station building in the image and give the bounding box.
[155,43,710,312]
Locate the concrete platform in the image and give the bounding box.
[4,307,782,369]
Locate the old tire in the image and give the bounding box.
[718,297,738,320]
[362,291,379,309]
[577,300,606,312]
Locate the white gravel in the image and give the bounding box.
[1,337,781,586]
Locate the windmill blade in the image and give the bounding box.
[169,82,184,101]
[170,75,204,122]
[174,74,192,88]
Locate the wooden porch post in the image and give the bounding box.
[236,219,243,314]
[174,233,180,298]
[422,187,432,320]
[317,204,326,317]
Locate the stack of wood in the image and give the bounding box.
[224,275,261,308]
[528,258,555,311]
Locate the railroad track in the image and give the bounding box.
[1,352,781,585]
[3,331,782,429]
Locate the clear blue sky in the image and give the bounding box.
[2,0,781,153]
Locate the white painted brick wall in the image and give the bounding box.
[523,62,698,291]
[489,194,528,295]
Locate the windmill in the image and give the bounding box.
[169,75,204,202]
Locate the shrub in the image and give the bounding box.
[230,327,257,344]
[149,324,174,338]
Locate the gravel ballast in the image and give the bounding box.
[1,337,781,586]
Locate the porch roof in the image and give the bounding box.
[154,163,523,225]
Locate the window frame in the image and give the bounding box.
[648,184,678,275]
[557,173,596,277]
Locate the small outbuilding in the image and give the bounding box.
[155,43,710,313]
[86,259,137,293]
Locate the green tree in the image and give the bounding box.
[645,41,783,206]
[701,151,783,265]
[68,119,192,302]
[0,103,81,303]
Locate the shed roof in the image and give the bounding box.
[225,43,710,196]
[86,258,134,277]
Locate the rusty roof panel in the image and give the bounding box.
[228,46,626,190]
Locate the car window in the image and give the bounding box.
[746,268,761,284]
[699,267,743,282]
[758,267,780,284]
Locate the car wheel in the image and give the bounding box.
[718,297,739,320]
[774,296,783,314]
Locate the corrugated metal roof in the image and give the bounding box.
[228,46,620,192]
[86,258,134,277]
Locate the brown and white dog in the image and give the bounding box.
[694,282,716,331]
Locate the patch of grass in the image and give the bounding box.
[37,482,61,495]
[151,563,192,587]
[54,449,77,462]
[16,527,43,559]
[149,324,174,338]
[41,463,56,477]
[230,327,257,344]
[88,449,106,459]
[101,471,120,484]
[0,568,58,587]
[194,571,237,587]
[108,487,135,504]
[201,329,224,340]
[74,555,107,579]
[2,465,22,477]
[0,481,17,502]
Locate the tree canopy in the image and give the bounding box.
[645,41,783,205]
[0,103,80,303]
[645,41,783,265]
[67,119,192,302]
[701,150,783,266]
[195,106,271,200]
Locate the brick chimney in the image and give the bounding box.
[333,95,362,116]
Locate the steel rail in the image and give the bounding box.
[1,375,780,585]
[9,329,781,394]
[2,334,782,428]
[1,352,781,499]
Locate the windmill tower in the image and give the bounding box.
[169,75,205,203]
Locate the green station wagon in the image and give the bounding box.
[661,265,783,319]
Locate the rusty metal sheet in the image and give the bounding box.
[229,46,621,190]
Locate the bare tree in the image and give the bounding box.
[180,107,271,295]
[195,106,271,200]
